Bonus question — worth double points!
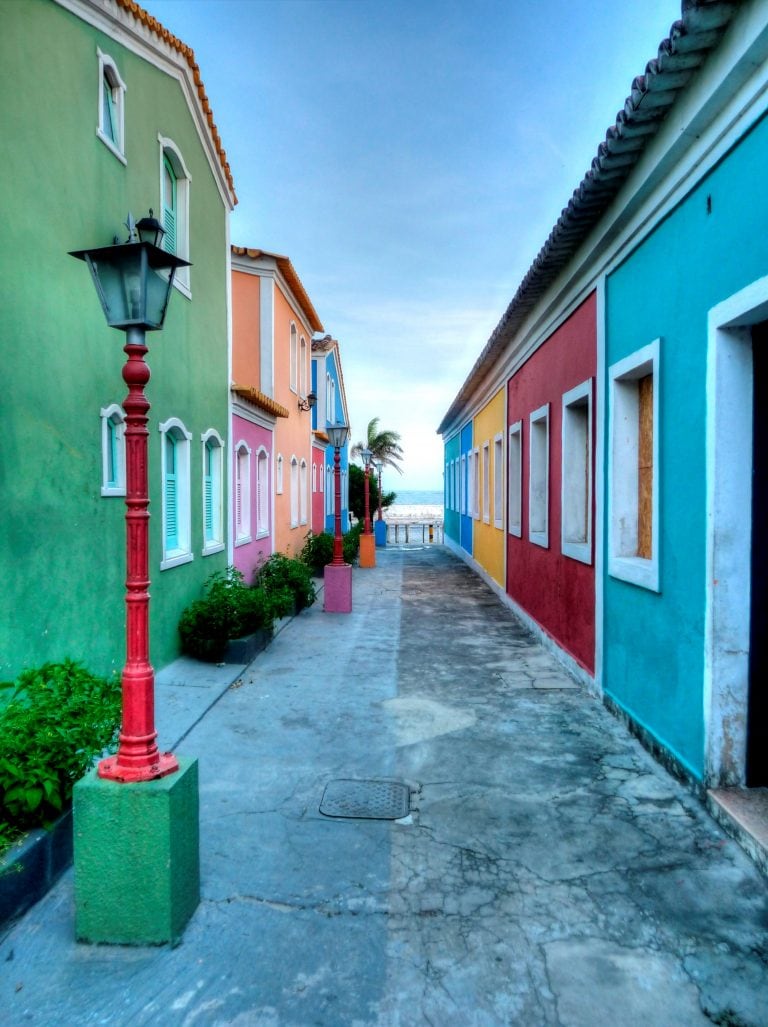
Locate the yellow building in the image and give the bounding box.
[471,388,506,587]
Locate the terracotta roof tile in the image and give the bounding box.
[115,0,236,203]
[232,385,289,418]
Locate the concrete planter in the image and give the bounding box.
[0,808,73,931]
[223,627,273,664]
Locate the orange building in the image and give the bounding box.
[231,247,323,557]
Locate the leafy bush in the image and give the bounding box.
[300,527,363,571]
[0,660,121,844]
[178,567,275,662]
[255,553,316,613]
[348,463,396,521]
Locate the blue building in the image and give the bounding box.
[311,335,350,535]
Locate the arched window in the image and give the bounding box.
[97,50,126,161]
[100,404,125,496]
[235,442,252,544]
[300,336,307,398]
[256,447,269,536]
[312,462,317,493]
[289,324,298,392]
[290,456,299,527]
[159,418,192,569]
[300,459,308,525]
[276,453,284,494]
[159,137,191,293]
[201,429,225,554]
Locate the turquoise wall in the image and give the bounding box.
[1,1,230,679]
[444,434,460,544]
[604,110,768,779]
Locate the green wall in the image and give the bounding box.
[1,0,230,680]
[444,434,460,544]
[604,110,768,778]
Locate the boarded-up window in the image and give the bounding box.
[637,374,653,559]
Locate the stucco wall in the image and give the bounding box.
[506,293,596,673]
[232,414,273,580]
[1,1,229,678]
[472,388,506,586]
[604,111,768,779]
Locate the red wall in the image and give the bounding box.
[507,292,596,673]
[312,443,325,534]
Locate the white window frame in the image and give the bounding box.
[482,442,490,524]
[326,464,333,514]
[528,404,549,548]
[158,136,191,297]
[460,453,467,515]
[159,417,193,570]
[290,455,299,527]
[312,462,317,493]
[97,50,126,163]
[493,432,504,529]
[561,380,593,565]
[300,458,308,525]
[289,324,298,393]
[100,403,125,496]
[454,459,459,516]
[234,441,252,546]
[608,339,660,591]
[201,428,225,556]
[470,445,476,517]
[320,462,324,493]
[508,421,522,537]
[299,336,307,399]
[276,453,284,494]
[256,446,269,539]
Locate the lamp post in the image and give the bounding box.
[70,212,189,783]
[359,445,376,568]
[69,213,200,946]
[372,458,388,548]
[324,423,352,612]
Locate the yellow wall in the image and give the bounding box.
[473,388,506,586]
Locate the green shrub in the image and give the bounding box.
[255,553,316,613]
[300,527,363,570]
[178,567,275,662]
[0,660,121,845]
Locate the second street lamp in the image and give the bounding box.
[324,423,352,612]
[359,446,376,568]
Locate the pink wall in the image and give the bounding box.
[506,292,596,673]
[312,442,325,534]
[232,412,273,583]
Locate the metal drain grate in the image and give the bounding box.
[319,779,410,820]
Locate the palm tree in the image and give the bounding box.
[351,417,404,474]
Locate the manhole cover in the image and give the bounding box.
[319,779,410,820]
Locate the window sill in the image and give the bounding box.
[562,539,592,565]
[173,276,192,301]
[508,525,522,538]
[493,519,503,531]
[483,515,491,525]
[97,129,127,165]
[160,551,193,571]
[255,529,270,540]
[529,530,549,549]
[101,486,126,498]
[234,535,252,548]
[609,555,659,592]
[202,541,226,557]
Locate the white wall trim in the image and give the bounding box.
[528,403,549,549]
[561,378,593,565]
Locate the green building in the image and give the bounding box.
[1,0,237,680]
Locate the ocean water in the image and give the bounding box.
[391,489,443,506]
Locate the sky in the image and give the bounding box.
[142,0,684,491]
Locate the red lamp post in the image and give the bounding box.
[70,213,190,783]
[362,446,373,535]
[327,423,350,564]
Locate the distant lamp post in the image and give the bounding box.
[70,212,190,783]
[324,423,352,612]
[298,390,317,413]
[373,458,387,548]
[359,446,376,568]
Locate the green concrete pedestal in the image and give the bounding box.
[73,758,199,946]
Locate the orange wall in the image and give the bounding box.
[231,269,261,390]
[273,284,313,556]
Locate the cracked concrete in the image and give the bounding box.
[1,546,766,1025]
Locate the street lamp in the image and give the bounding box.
[70,213,190,783]
[324,423,352,612]
[298,390,317,413]
[359,446,376,568]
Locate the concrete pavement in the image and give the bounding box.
[1,545,766,1026]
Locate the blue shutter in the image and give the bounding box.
[165,433,178,551]
[163,155,177,254]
